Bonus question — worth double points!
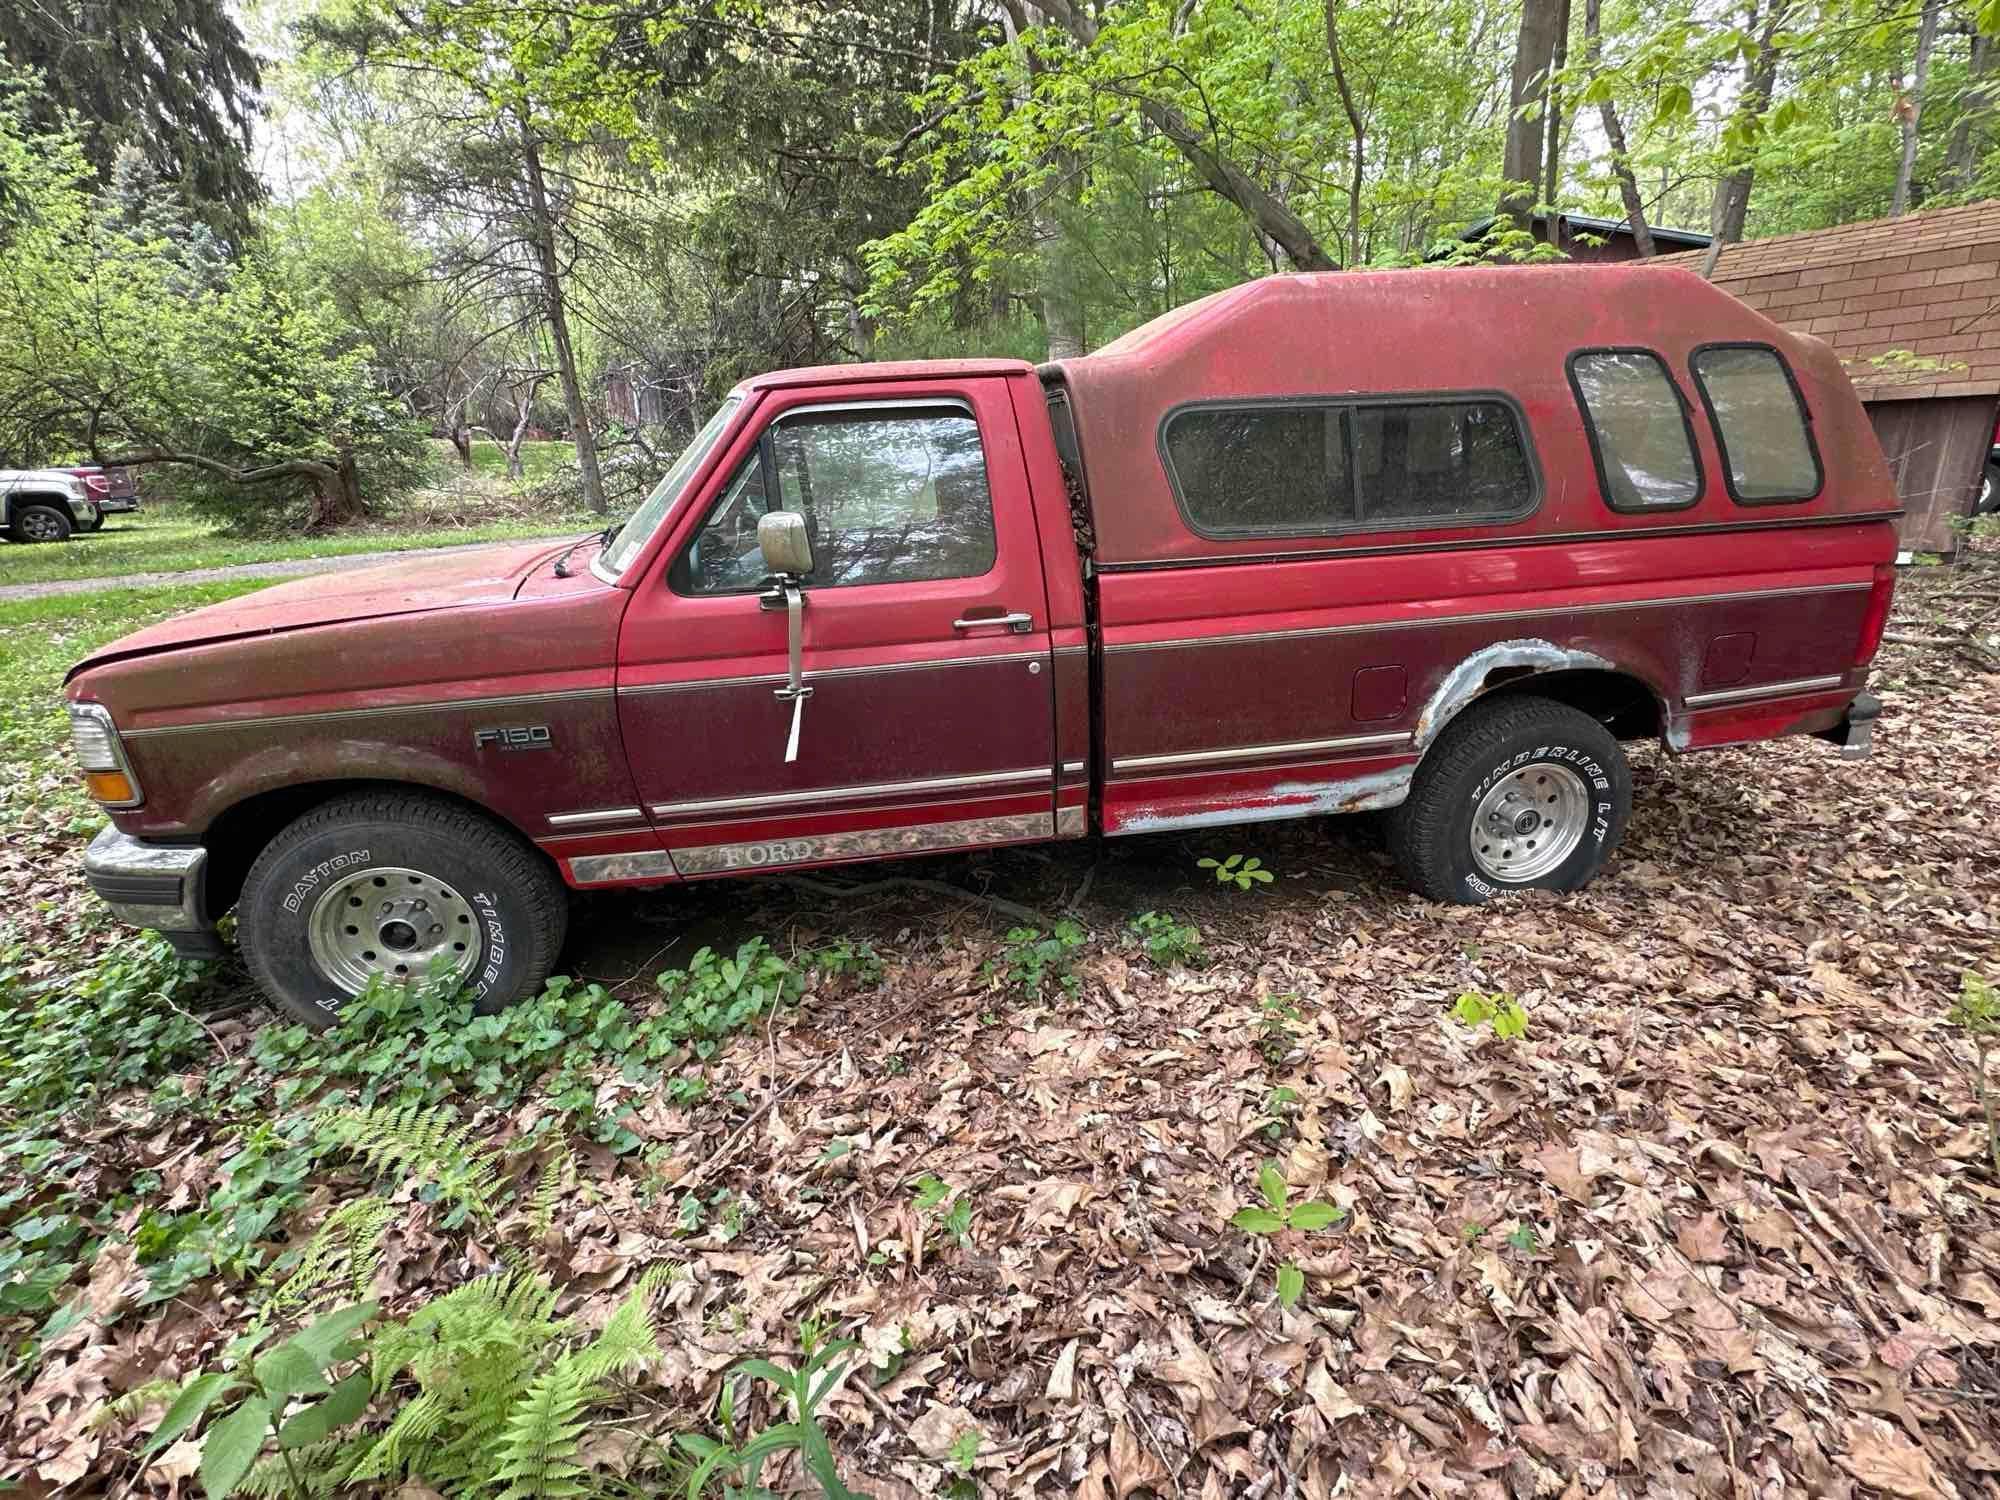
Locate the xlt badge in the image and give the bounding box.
[473,725,552,752]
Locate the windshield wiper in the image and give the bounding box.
[551,522,622,579]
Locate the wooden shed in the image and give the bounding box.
[1656,201,2000,553]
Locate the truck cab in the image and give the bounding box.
[66,265,1897,1025]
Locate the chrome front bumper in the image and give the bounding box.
[82,825,217,951]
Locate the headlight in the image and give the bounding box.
[67,702,142,807]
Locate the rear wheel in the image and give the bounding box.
[9,503,72,543]
[1978,460,2000,516]
[1388,696,1630,903]
[77,513,105,532]
[237,791,569,1028]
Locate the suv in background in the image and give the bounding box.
[1,469,101,542]
[67,465,139,527]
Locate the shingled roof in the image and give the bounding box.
[1654,199,2000,401]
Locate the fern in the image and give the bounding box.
[319,1103,504,1227]
[490,1264,676,1500]
[259,1194,395,1316]
[492,1361,595,1499]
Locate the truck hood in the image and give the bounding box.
[70,538,575,673]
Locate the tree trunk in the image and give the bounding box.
[1944,33,1994,194]
[449,425,472,467]
[518,121,606,515]
[1891,0,1942,216]
[1708,0,1785,247]
[1024,0,1338,271]
[1325,0,1366,266]
[1500,0,1565,227]
[306,449,365,531]
[1542,0,1571,209]
[1584,0,1655,256]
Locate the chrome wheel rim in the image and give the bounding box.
[1470,763,1590,882]
[307,865,482,996]
[20,509,63,541]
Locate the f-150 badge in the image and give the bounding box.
[473,725,552,751]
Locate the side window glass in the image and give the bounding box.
[1162,406,1354,535]
[1350,401,1533,523]
[674,407,997,594]
[770,408,997,587]
[1691,345,1822,503]
[1569,351,1702,511]
[675,449,773,594]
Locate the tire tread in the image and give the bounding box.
[1388,695,1624,902]
[238,790,567,1024]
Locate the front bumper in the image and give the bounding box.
[1815,691,1880,760]
[82,826,221,956]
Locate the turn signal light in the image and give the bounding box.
[84,770,136,804]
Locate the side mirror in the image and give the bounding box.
[758,511,814,577]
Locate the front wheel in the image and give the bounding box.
[1387,696,1631,903]
[237,791,569,1028]
[9,503,73,543]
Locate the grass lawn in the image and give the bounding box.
[0,504,596,588]
[465,436,575,485]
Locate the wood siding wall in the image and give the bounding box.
[1866,394,1998,553]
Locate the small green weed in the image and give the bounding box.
[678,1324,867,1499]
[1261,1086,1299,1140]
[1126,910,1204,968]
[912,1174,975,1247]
[1452,989,1528,1041]
[1256,993,1303,1065]
[1230,1161,1346,1308]
[990,921,1086,1001]
[1199,853,1274,891]
[1950,970,2000,1178]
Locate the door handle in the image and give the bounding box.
[953,611,1034,634]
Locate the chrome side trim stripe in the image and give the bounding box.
[674,811,1053,876]
[1060,759,1087,775]
[1112,731,1411,774]
[1092,508,1906,573]
[571,849,680,885]
[1683,674,1846,708]
[547,807,643,828]
[1102,583,1872,656]
[622,651,1047,696]
[127,692,608,744]
[651,767,1050,819]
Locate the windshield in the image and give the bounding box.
[597,396,743,577]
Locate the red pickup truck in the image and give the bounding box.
[67,265,1898,1025]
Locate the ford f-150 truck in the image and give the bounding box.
[67,265,1898,1025]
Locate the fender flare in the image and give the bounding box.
[1410,638,1666,750]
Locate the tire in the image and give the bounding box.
[77,514,104,532]
[1978,460,2000,517]
[237,791,569,1029]
[9,503,73,543]
[1387,695,1631,904]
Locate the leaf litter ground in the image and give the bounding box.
[5,553,2000,1498]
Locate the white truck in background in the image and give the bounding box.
[1,468,103,542]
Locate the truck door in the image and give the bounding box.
[615,380,1059,877]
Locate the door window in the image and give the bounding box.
[1690,344,1823,503]
[675,405,997,594]
[1568,350,1703,512]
